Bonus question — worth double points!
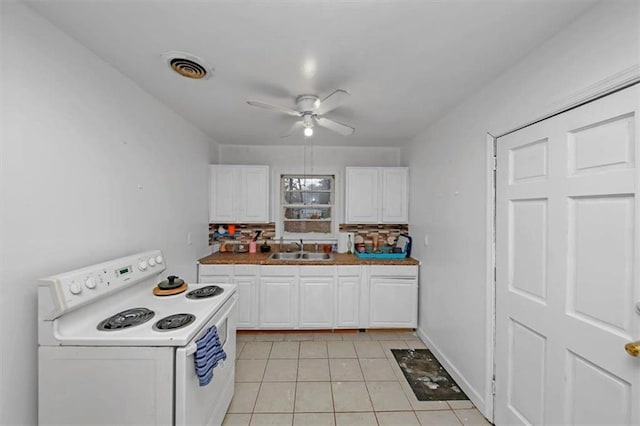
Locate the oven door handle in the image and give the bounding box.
[185,293,238,357]
[185,341,197,357]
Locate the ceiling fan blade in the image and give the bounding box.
[281,121,304,138]
[316,117,355,136]
[315,89,350,115]
[247,100,300,116]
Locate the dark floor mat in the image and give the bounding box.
[391,349,468,401]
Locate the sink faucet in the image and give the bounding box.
[293,239,304,253]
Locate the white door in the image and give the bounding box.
[495,85,640,425]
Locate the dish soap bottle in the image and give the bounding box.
[347,234,353,254]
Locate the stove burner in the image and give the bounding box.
[97,307,155,331]
[186,285,224,299]
[154,313,196,331]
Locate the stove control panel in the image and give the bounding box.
[138,254,163,271]
[38,250,165,319]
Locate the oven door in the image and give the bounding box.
[175,293,237,426]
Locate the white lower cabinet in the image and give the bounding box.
[299,266,335,328]
[369,265,418,328]
[234,266,259,329]
[259,266,297,328]
[198,262,418,330]
[336,266,361,328]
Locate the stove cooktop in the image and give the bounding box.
[51,282,236,347]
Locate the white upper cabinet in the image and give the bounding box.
[380,168,408,223]
[209,165,269,223]
[345,168,379,223]
[345,167,408,223]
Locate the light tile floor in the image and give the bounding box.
[224,331,492,426]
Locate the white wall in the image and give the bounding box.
[0,2,214,424]
[219,144,402,168]
[402,0,639,417]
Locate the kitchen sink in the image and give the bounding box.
[268,252,334,261]
[301,253,333,260]
[269,252,301,260]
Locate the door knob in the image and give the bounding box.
[625,341,640,357]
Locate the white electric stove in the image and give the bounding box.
[38,250,237,426]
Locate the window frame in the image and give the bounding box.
[274,169,340,241]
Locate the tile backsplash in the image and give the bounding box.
[209,223,276,246]
[338,224,409,245]
[209,223,409,246]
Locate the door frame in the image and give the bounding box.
[484,67,640,423]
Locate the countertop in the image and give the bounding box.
[198,251,419,266]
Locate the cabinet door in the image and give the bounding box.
[260,276,296,328]
[299,277,334,328]
[345,167,379,223]
[238,166,269,223]
[235,275,258,329]
[209,165,237,222]
[336,276,360,327]
[381,168,408,223]
[369,278,417,327]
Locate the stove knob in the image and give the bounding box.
[155,255,163,264]
[84,277,97,289]
[69,282,83,295]
[148,257,156,267]
[138,260,148,271]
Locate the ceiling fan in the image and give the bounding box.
[247,89,355,137]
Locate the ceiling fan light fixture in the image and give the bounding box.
[247,89,354,137]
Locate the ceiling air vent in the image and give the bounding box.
[161,51,212,80]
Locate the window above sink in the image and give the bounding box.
[280,174,335,238]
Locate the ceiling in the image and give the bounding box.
[26,0,597,147]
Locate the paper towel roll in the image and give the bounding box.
[337,232,354,253]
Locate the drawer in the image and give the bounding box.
[298,265,336,277]
[198,264,233,276]
[369,265,418,277]
[234,265,259,275]
[337,265,361,276]
[260,265,298,276]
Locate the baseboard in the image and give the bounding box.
[416,327,488,417]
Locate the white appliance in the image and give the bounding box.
[37,250,237,426]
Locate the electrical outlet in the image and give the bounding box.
[187,232,192,246]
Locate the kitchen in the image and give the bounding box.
[2,1,639,425]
